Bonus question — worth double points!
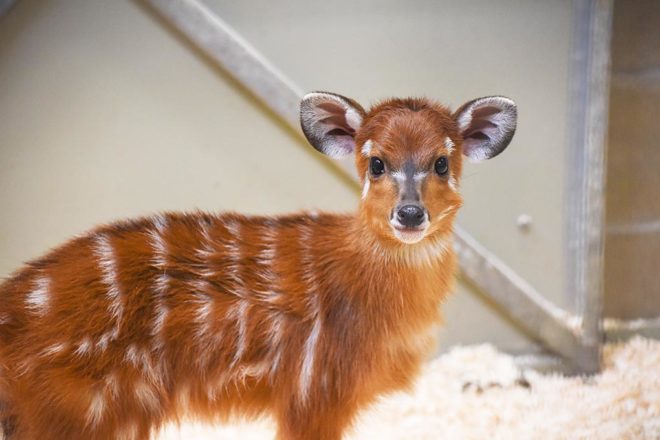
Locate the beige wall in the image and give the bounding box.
[0,0,581,352]
[0,0,359,269]
[207,0,574,313]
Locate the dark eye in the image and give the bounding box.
[370,157,385,176]
[435,156,449,176]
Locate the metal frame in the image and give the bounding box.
[139,0,616,373]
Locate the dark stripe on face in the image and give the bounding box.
[399,160,420,203]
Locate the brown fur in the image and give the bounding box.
[0,98,465,439]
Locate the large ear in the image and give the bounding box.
[453,96,517,161]
[300,92,365,159]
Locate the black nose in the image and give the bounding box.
[396,205,425,228]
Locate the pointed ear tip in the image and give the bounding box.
[301,91,336,101]
[301,92,319,104]
[480,95,516,106]
[494,96,518,112]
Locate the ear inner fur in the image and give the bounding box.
[300,91,366,159]
[453,95,517,161]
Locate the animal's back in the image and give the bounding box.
[0,211,362,439]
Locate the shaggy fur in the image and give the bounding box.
[0,92,516,439]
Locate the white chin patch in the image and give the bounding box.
[393,227,427,244]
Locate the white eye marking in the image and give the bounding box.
[413,171,428,183]
[448,176,458,192]
[444,136,455,154]
[361,172,370,200]
[361,139,373,157]
[391,170,406,183]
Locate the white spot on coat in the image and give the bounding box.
[194,299,214,342]
[152,301,169,351]
[149,216,171,352]
[40,342,68,358]
[26,275,50,315]
[299,317,322,401]
[95,234,124,332]
[134,380,159,412]
[86,392,106,427]
[232,300,249,364]
[96,331,114,352]
[298,224,323,400]
[75,337,93,357]
[223,218,243,286]
[149,215,168,269]
[105,372,120,400]
[268,312,286,381]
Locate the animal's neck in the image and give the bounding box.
[338,214,454,338]
[348,213,453,269]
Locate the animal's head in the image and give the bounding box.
[300,92,516,246]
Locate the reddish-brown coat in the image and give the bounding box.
[0,98,463,440]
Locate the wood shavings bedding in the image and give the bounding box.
[158,336,660,440]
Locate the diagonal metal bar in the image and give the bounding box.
[141,0,303,128]
[454,227,587,371]
[140,0,603,371]
[139,0,359,181]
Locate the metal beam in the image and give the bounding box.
[604,318,660,342]
[142,0,302,128]
[565,0,614,372]
[454,227,586,372]
[139,0,359,182]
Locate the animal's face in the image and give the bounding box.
[355,103,463,244]
[300,92,517,245]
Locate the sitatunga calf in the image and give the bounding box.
[0,92,517,439]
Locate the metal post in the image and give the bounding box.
[566,0,613,373]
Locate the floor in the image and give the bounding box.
[158,336,660,440]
